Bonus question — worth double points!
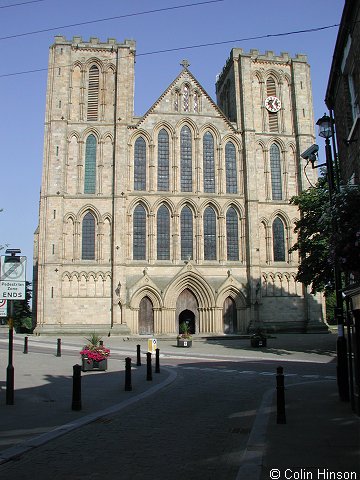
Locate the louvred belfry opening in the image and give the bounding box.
[87,65,99,121]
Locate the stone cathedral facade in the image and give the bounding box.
[33,36,326,335]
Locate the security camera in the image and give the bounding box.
[300,144,319,161]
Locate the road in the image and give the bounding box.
[0,334,337,480]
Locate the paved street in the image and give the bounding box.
[0,331,358,479]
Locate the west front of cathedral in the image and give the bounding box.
[33,36,326,335]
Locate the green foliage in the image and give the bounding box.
[85,332,102,347]
[178,321,192,339]
[290,178,360,293]
[8,282,33,332]
[13,281,32,319]
[179,321,190,335]
[325,291,336,325]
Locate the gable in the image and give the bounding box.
[136,68,236,132]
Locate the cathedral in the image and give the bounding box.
[33,35,326,335]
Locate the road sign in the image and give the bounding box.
[148,338,157,353]
[0,299,7,317]
[0,281,26,300]
[0,256,26,282]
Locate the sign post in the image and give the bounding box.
[1,250,26,405]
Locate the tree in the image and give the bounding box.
[6,282,33,332]
[290,177,360,294]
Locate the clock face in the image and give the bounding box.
[265,96,281,113]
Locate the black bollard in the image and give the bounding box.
[125,357,132,391]
[155,348,160,373]
[136,344,141,366]
[276,366,286,424]
[146,352,152,381]
[72,364,82,411]
[23,336,28,354]
[56,338,62,357]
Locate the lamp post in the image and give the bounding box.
[316,114,350,402]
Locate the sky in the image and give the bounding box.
[0,0,345,283]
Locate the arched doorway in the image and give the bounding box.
[179,309,195,335]
[138,296,154,335]
[223,296,237,334]
[176,288,198,334]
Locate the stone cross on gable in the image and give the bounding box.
[180,59,190,69]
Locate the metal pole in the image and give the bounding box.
[6,300,15,405]
[325,137,349,402]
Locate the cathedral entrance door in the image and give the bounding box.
[139,297,154,335]
[223,297,237,334]
[179,309,195,335]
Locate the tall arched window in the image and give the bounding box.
[157,129,169,191]
[134,137,146,191]
[273,217,285,262]
[203,132,215,193]
[84,134,97,194]
[87,65,99,121]
[204,207,216,260]
[157,205,170,260]
[270,144,282,200]
[226,207,239,261]
[180,206,193,260]
[225,142,237,194]
[82,212,95,260]
[133,204,146,260]
[180,126,192,192]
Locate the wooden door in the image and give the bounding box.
[139,297,154,335]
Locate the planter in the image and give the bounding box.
[250,337,267,348]
[177,339,192,348]
[82,357,108,372]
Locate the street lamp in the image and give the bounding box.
[316,114,350,402]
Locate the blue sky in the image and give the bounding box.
[0,0,344,282]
